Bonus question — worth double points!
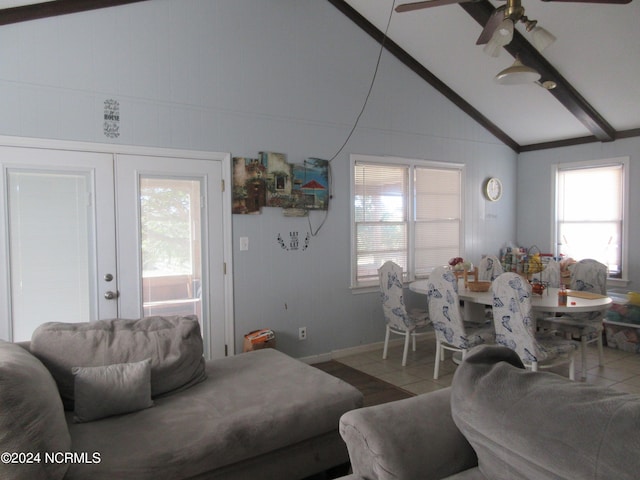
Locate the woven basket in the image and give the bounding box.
[467,281,491,292]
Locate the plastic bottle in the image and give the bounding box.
[558,285,568,306]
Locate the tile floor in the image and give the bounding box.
[335,334,640,396]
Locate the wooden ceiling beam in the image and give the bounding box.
[0,0,149,26]
[460,0,616,142]
[327,0,520,152]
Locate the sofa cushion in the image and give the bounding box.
[31,315,206,410]
[339,388,478,480]
[451,345,640,480]
[73,358,154,423]
[0,340,71,480]
[64,348,363,479]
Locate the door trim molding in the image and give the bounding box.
[0,135,234,354]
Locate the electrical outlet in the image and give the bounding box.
[298,327,307,341]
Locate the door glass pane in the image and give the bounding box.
[140,177,202,319]
[7,170,94,341]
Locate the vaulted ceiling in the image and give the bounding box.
[333,0,640,151]
[2,0,639,152]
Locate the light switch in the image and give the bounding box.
[239,237,249,251]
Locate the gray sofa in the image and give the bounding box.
[338,345,640,480]
[0,316,363,480]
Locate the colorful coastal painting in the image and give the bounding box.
[291,158,329,211]
[232,152,329,214]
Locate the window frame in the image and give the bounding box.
[552,156,630,286]
[350,154,465,290]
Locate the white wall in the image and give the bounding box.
[0,0,516,357]
[517,136,640,295]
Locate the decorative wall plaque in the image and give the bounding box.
[103,99,120,138]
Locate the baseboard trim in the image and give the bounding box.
[298,331,435,365]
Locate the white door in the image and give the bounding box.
[0,146,117,341]
[1,144,230,359]
[115,154,226,359]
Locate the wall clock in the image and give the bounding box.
[485,177,503,202]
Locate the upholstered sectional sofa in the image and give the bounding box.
[337,345,640,480]
[0,316,363,480]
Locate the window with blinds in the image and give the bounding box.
[352,155,462,288]
[556,159,627,279]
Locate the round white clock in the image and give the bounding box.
[485,177,503,202]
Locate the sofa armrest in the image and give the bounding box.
[339,388,477,480]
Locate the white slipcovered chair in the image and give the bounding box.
[426,266,494,379]
[540,259,607,379]
[478,255,504,281]
[492,272,578,380]
[531,259,562,288]
[378,261,430,366]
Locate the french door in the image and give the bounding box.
[0,143,231,359]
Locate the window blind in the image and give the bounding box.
[353,158,462,287]
[557,163,623,277]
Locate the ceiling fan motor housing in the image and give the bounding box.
[505,0,526,22]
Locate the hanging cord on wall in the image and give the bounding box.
[308,0,396,237]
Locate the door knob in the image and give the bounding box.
[104,290,119,300]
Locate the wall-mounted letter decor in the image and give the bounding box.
[103,99,120,138]
[277,231,310,251]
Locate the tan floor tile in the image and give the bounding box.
[336,342,640,398]
[376,370,424,387]
[403,380,447,395]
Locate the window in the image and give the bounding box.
[351,154,463,288]
[555,158,628,280]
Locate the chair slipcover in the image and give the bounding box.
[427,266,494,378]
[379,261,420,331]
[531,259,562,288]
[427,266,494,351]
[570,258,607,295]
[542,258,607,378]
[492,272,577,377]
[477,255,504,281]
[378,261,430,366]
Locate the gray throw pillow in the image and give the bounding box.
[72,358,154,423]
[31,315,206,410]
[0,340,71,480]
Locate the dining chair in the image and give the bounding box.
[426,266,494,379]
[539,259,607,379]
[478,255,504,281]
[492,272,578,380]
[531,259,562,288]
[378,261,430,366]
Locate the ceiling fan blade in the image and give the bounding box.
[475,6,506,45]
[395,0,467,12]
[540,0,631,3]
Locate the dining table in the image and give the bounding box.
[409,279,613,323]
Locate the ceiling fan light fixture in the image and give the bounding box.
[495,19,514,41]
[495,57,541,85]
[482,19,514,57]
[531,26,557,52]
[521,17,537,32]
[483,40,503,58]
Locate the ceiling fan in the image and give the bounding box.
[396,0,632,52]
[396,0,631,85]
